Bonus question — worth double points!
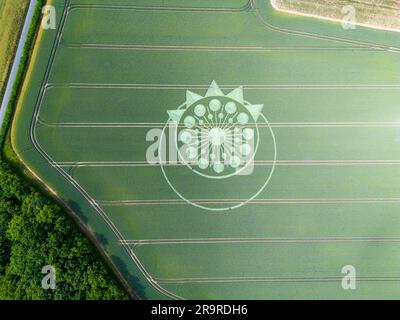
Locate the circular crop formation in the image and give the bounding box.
[177,96,259,179]
[159,82,276,211]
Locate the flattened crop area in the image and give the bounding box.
[12,0,400,299]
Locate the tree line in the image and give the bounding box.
[0,161,128,299]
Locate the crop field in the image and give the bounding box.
[11,0,400,299]
[272,0,400,33]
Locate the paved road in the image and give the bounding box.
[0,0,38,132]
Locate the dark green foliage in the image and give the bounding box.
[0,162,128,300]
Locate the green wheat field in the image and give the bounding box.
[12,0,400,299]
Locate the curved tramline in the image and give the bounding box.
[27,0,181,300]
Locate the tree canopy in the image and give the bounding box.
[0,162,128,300]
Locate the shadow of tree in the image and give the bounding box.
[94,232,109,246]
[65,200,146,299]
[66,200,88,224]
[111,255,147,300]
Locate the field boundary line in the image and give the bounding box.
[45,83,400,90]
[55,160,400,168]
[120,237,400,245]
[37,119,400,128]
[97,198,400,206]
[155,276,400,284]
[64,43,383,52]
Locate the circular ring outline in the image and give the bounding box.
[159,112,277,212]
